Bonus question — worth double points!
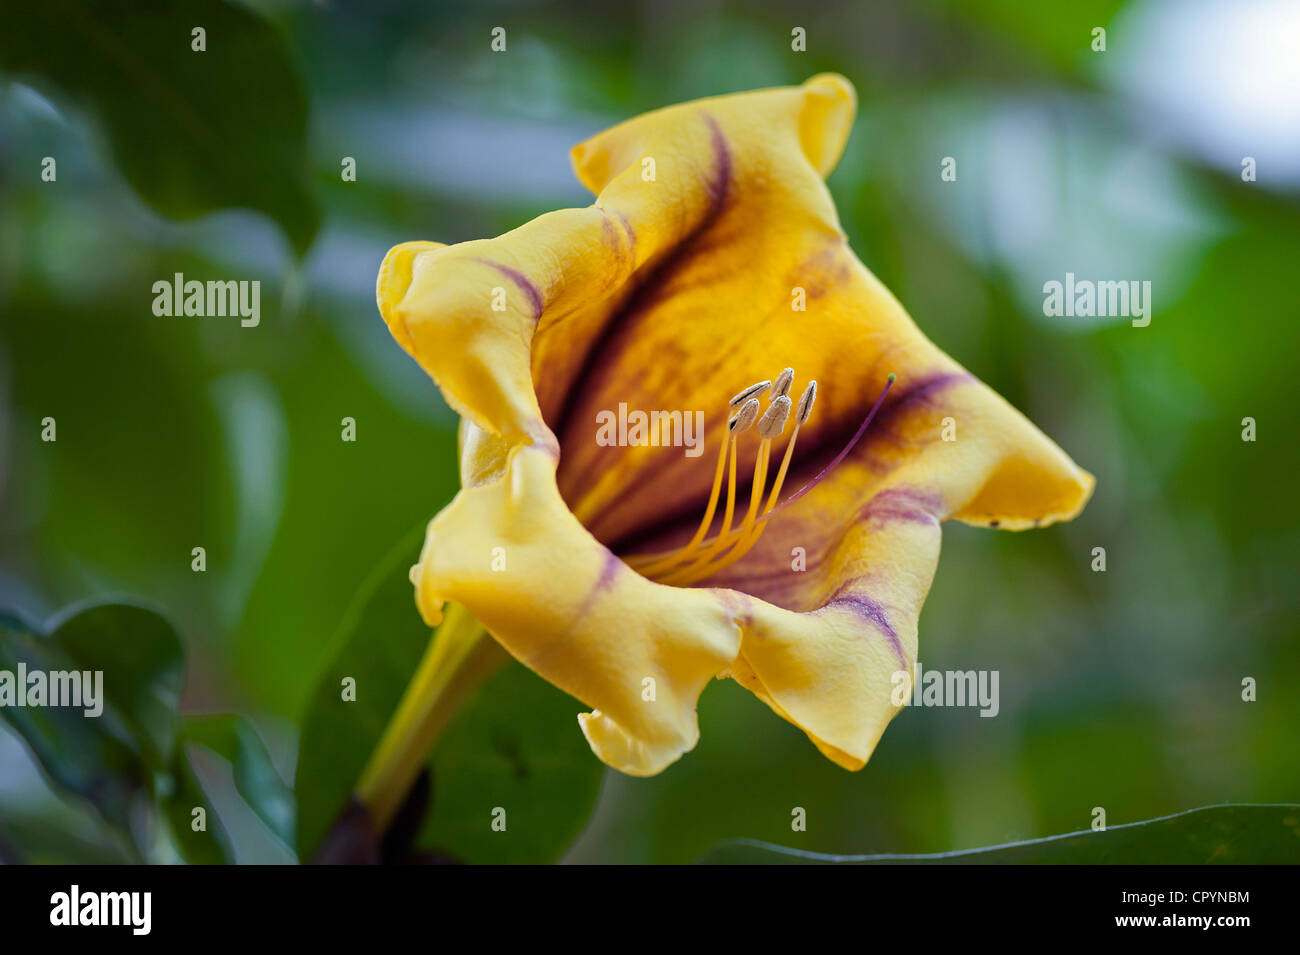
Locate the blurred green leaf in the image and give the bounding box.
[0,602,184,847]
[231,333,461,718]
[936,0,1128,76]
[183,714,294,851]
[417,657,605,865]
[0,807,135,864]
[296,526,604,863]
[295,524,431,859]
[0,0,319,254]
[698,804,1300,864]
[2,290,237,623]
[161,747,234,864]
[46,602,185,765]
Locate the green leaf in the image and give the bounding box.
[160,748,234,864]
[0,0,319,254]
[697,804,1300,864]
[296,526,604,863]
[46,601,185,766]
[295,524,432,859]
[416,661,605,865]
[0,807,135,865]
[0,603,185,844]
[183,714,295,851]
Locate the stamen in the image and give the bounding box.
[708,440,740,565]
[768,382,815,513]
[796,380,817,424]
[660,394,787,585]
[627,373,896,588]
[639,374,894,587]
[757,395,791,438]
[770,367,794,400]
[629,395,756,576]
[730,380,771,406]
[628,431,731,575]
[772,373,894,515]
[729,396,761,433]
[668,389,808,584]
[660,436,767,586]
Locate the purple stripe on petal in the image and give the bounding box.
[549,111,735,444]
[701,114,733,217]
[849,487,944,528]
[871,370,972,436]
[574,548,624,620]
[696,486,942,607]
[821,592,907,666]
[789,370,971,484]
[480,259,544,320]
[768,373,897,515]
[595,548,621,593]
[615,210,638,261]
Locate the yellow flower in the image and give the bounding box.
[370,75,1092,798]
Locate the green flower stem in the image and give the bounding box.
[355,602,509,832]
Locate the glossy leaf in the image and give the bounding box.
[46,601,185,766]
[0,807,135,865]
[296,526,604,863]
[161,747,234,864]
[415,661,606,864]
[295,525,432,859]
[183,714,295,851]
[0,603,184,843]
[0,0,319,254]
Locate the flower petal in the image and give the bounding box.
[411,440,742,776]
[712,377,1091,768]
[696,370,1090,768]
[378,76,863,535]
[697,370,1095,608]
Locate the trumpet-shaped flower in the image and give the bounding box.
[370,74,1093,807]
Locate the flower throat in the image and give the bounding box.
[626,369,896,586]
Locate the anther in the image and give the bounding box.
[770,367,794,400]
[729,397,760,433]
[796,380,817,424]
[730,381,771,407]
[757,395,792,439]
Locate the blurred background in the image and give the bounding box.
[1,0,1297,863]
